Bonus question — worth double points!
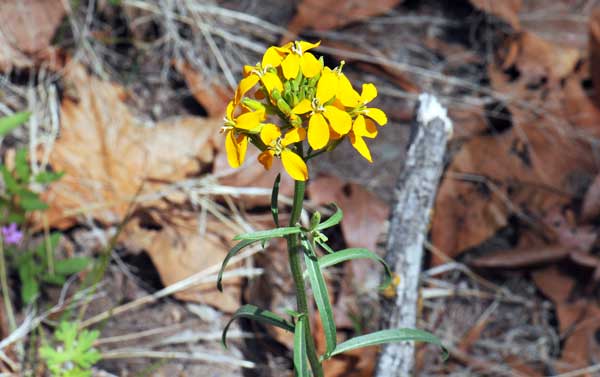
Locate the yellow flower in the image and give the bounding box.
[258,124,308,181]
[235,54,285,104]
[291,68,352,150]
[349,114,378,162]
[222,101,265,168]
[280,40,322,80]
[343,82,388,126]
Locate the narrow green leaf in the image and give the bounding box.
[233,226,302,241]
[331,328,447,359]
[293,315,309,377]
[315,205,342,231]
[304,251,336,357]
[222,305,294,348]
[54,257,91,275]
[35,171,64,184]
[15,149,30,181]
[217,239,259,291]
[18,262,39,304]
[41,274,66,285]
[318,248,393,288]
[19,195,48,211]
[316,239,336,254]
[271,173,280,227]
[1,166,19,194]
[0,112,30,136]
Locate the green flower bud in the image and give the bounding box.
[242,98,266,112]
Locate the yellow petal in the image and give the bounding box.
[365,107,388,126]
[281,53,300,80]
[279,42,293,51]
[298,40,320,53]
[260,71,283,94]
[262,46,285,68]
[235,110,264,130]
[258,150,275,170]
[360,83,377,103]
[292,99,312,114]
[352,115,377,138]
[364,118,378,138]
[349,132,372,163]
[281,149,309,181]
[243,65,254,77]
[316,68,338,104]
[225,131,248,168]
[282,127,306,146]
[235,74,259,104]
[226,101,235,121]
[323,105,352,135]
[260,123,281,145]
[308,113,329,150]
[300,52,321,78]
[337,74,360,107]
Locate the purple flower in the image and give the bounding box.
[1,223,23,245]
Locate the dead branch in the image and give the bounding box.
[376,93,452,377]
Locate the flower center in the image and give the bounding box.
[311,97,325,113]
[292,41,303,56]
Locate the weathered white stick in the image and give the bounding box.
[375,93,452,377]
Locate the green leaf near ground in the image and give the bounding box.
[0,112,30,136]
[222,304,294,348]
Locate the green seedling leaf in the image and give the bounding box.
[316,239,335,254]
[294,315,309,377]
[54,257,91,275]
[35,171,65,184]
[304,250,336,357]
[6,212,25,224]
[233,226,302,241]
[41,273,66,285]
[19,195,48,211]
[222,305,294,348]
[217,239,259,291]
[15,149,30,181]
[1,166,19,194]
[18,262,39,304]
[271,173,281,227]
[0,111,30,136]
[330,328,447,359]
[317,248,393,288]
[315,205,342,231]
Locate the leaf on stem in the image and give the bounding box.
[294,315,309,377]
[330,328,447,359]
[271,173,281,227]
[317,248,393,288]
[222,304,295,348]
[233,226,302,241]
[217,239,260,291]
[304,247,337,358]
[315,205,343,231]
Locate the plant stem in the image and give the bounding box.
[0,240,16,331]
[286,180,323,377]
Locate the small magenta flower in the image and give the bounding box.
[1,223,23,245]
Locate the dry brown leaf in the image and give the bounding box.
[556,302,600,372]
[174,61,233,117]
[286,0,402,36]
[431,31,595,263]
[470,245,569,268]
[469,0,521,29]
[590,8,600,107]
[0,0,66,71]
[122,216,241,312]
[43,62,221,227]
[581,174,600,222]
[531,266,579,333]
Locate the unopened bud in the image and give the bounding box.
[242,98,265,112]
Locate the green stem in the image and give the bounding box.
[0,240,16,331]
[286,180,323,377]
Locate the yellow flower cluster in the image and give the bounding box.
[222,40,388,181]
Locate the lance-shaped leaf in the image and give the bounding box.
[233,226,302,241]
[0,112,30,136]
[222,305,295,348]
[331,328,447,358]
[217,239,260,291]
[304,251,336,357]
[314,204,342,231]
[271,173,281,227]
[317,248,393,288]
[293,315,309,377]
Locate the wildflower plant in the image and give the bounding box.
[218,41,445,375]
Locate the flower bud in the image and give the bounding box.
[242,98,266,112]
